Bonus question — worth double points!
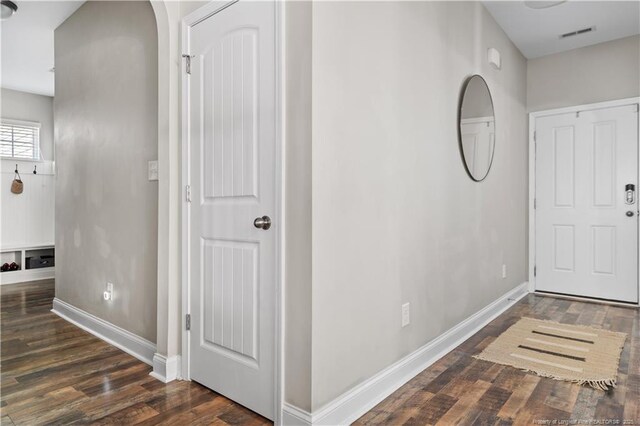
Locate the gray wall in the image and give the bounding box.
[527,35,640,112]
[54,1,158,342]
[284,1,314,412]
[1,88,54,162]
[310,1,527,409]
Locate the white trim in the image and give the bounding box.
[182,0,237,26]
[0,267,54,285]
[0,243,54,251]
[275,0,285,423]
[460,116,495,125]
[180,3,192,383]
[0,157,50,165]
[150,354,182,383]
[528,97,640,306]
[534,291,640,309]
[282,283,529,426]
[0,118,41,129]
[180,2,285,423]
[282,403,312,426]
[51,298,156,366]
[529,97,640,118]
[528,110,536,294]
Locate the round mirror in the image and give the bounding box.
[458,75,495,181]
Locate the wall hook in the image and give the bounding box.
[15,164,18,173]
[33,165,37,175]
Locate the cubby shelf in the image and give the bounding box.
[0,244,55,285]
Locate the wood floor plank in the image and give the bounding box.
[356,294,638,425]
[404,393,457,425]
[435,380,493,425]
[0,280,270,426]
[3,281,637,425]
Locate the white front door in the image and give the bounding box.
[187,1,276,419]
[535,103,638,303]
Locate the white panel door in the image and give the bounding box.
[187,1,276,419]
[535,104,638,303]
[460,117,495,178]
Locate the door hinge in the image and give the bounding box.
[534,198,536,209]
[186,185,191,203]
[182,54,193,74]
[534,266,537,277]
[185,314,191,331]
[533,131,536,142]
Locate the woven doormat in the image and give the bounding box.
[474,317,626,390]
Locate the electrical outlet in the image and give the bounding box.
[104,282,114,301]
[502,264,507,279]
[401,303,410,327]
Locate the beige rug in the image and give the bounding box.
[474,317,627,390]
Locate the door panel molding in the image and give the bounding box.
[529,97,640,306]
[181,1,284,422]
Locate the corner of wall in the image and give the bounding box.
[282,0,314,414]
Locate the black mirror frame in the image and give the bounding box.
[457,74,496,182]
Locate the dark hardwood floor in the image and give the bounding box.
[355,293,640,425]
[1,280,638,425]
[0,280,271,426]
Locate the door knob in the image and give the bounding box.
[626,211,635,217]
[254,216,272,230]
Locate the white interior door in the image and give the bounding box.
[460,117,495,178]
[535,103,638,303]
[187,1,276,419]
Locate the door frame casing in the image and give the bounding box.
[528,97,640,307]
[180,1,285,422]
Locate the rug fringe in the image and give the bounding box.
[473,353,618,391]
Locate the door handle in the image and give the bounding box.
[626,211,635,217]
[254,216,272,230]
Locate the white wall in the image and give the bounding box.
[54,1,159,343]
[527,35,640,112]
[0,88,54,162]
[310,1,527,410]
[0,88,55,249]
[1,167,55,249]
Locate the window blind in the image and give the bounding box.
[0,121,41,160]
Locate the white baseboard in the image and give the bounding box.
[0,267,55,285]
[282,403,313,426]
[51,297,156,366]
[150,353,182,383]
[282,282,529,426]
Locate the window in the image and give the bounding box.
[0,119,41,160]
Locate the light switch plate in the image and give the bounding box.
[148,160,159,181]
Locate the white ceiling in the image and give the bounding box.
[483,1,640,59]
[1,1,84,97]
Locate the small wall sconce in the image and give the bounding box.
[488,47,501,70]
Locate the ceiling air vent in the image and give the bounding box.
[560,26,595,39]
